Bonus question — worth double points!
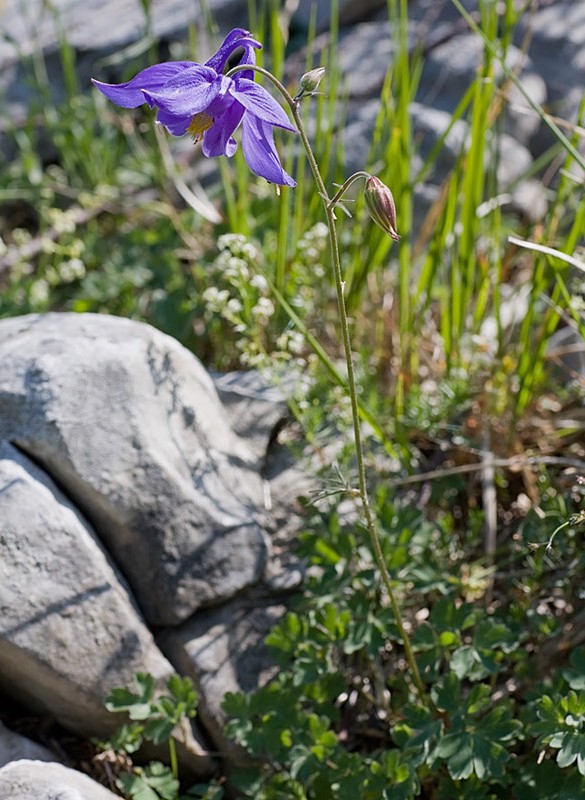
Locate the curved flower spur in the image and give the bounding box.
[92,28,296,187]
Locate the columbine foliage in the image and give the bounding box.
[98,673,205,800]
[105,672,198,746]
[118,762,180,800]
[532,690,585,776]
[219,484,585,798]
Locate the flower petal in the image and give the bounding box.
[205,28,262,78]
[231,78,295,131]
[202,101,245,158]
[204,74,237,118]
[154,107,193,136]
[91,62,193,108]
[241,114,296,186]
[141,66,220,116]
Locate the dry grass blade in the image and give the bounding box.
[509,235,585,274]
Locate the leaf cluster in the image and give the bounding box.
[218,478,585,799]
[103,672,198,750]
[98,673,215,800]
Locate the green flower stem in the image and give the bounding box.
[327,171,371,209]
[227,64,426,701]
[169,736,178,779]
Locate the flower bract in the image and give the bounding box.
[92,28,296,187]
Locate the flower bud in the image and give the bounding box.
[295,67,326,100]
[364,175,400,241]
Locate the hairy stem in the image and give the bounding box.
[327,171,371,208]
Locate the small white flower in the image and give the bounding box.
[48,207,77,235]
[251,297,275,321]
[202,286,230,312]
[242,242,260,260]
[223,257,249,281]
[59,258,86,282]
[226,297,243,314]
[250,274,268,292]
[288,331,305,355]
[218,233,247,252]
[202,286,220,303]
[30,279,49,306]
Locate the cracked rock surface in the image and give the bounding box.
[0,312,301,780]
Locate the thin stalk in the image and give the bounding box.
[327,171,371,208]
[168,736,178,779]
[227,63,426,700]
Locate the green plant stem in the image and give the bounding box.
[168,736,178,779]
[327,171,371,208]
[227,64,426,701]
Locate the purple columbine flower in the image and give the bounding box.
[92,28,296,187]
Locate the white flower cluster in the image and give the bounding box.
[251,296,275,324]
[276,329,305,356]
[47,207,78,235]
[215,252,250,282]
[295,222,328,278]
[202,286,231,312]
[217,233,261,262]
[201,232,313,370]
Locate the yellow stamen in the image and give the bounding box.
[187,112,213,142]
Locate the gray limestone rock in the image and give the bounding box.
[0,313,270,627]
[158,599,286,758]
[292,0,387,32]
[0,439,211,772]
[0,760,120,800]
[211,369,289,468]
[519,0,585,125]
[0,313,310,777]
[416,32,547,148]
[0,723,59,769]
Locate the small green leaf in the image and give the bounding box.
[450,645,482,679]
[562,647,585,691]
[430,597,476,632]
[343,620,372,653]
[439,630,461,648]
[538,694,559,723]
[144,718,175,745]
[473,619,517,652]
[411,623,437,650]
[119,773,160,800]
[431,673,461,713]
[557,732,580,769]
[106,672,156,720]
[567,691,585,718]
[167,675,198,715]
[118,764,179,800]
[95,722,144,754]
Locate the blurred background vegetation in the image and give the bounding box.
[1,0,585,796]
